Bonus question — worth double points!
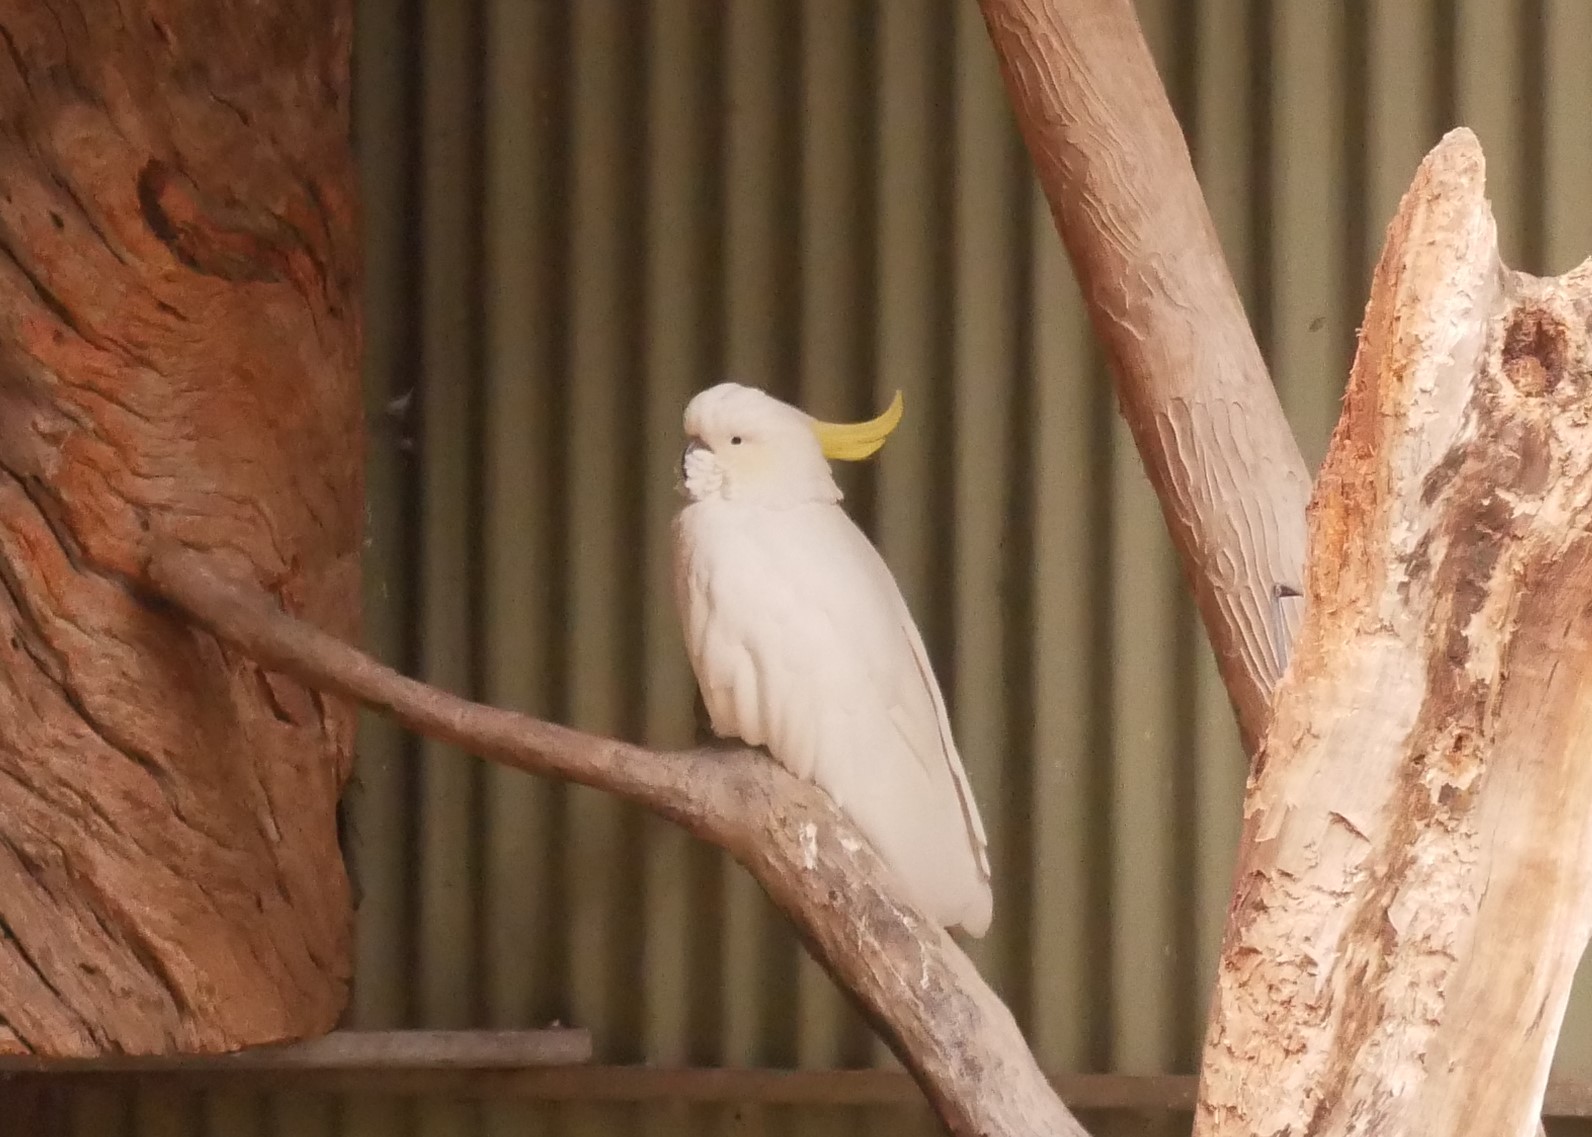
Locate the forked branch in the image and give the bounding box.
[146,546,1086,1137]
[1199,130,1592,1137]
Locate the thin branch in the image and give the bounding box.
[978,0,1311,751]
[146,544,1087,1137]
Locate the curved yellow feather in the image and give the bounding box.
[811,390,905,461]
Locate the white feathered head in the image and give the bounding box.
[679,382,904,506]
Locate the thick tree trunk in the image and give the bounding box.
[1197,130,1592,1137]
[0,2,361,1055]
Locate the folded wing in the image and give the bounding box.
[675,501,993,935]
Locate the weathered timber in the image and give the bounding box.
[1198,129,1592,1137]
[0,1029,593,1072]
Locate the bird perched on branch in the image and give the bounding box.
[671,382,992,937]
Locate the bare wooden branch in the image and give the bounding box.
[977,0,1311,750]
[1197,128,1592,1137]
[145,545,1087,1137]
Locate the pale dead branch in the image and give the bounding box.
[1198,129,1592,1137]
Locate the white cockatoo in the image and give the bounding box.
[671,382,992,937]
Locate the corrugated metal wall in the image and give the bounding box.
[54,1,1592,1134]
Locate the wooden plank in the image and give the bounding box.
[0,1030,592,1073]
[0,1078,70,1133]
[6,1066,1592,1119]
[8,1068,1183,1107]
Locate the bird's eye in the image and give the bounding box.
[730,436,743,445]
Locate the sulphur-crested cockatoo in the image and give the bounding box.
[671,382,992,936]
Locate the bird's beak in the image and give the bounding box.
[811,390,905,461]
[680,437,705,480]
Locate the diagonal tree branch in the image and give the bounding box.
[978,0,1312,751]
[146,544,1087,1137]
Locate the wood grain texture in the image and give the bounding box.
[1198,128,1592,1137]
[148,546,1087,1137]
[977,0,1312,751]
[0,1029,593,1071]
[0,1,361,1054]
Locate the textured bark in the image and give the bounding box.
[149,547,1087,1137]
[1197,129,1592,1137]
[977,0,1312,753]
[0,3,361,1054]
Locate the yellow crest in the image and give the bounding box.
[810,390,905,461]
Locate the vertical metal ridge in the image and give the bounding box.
[413,0,488,1133]
[946,0,1020,1004]
[410,47,488,1137]
[795,0,878,1074]
[998,54,1041,1048]
[639,0,716,1082]
[716,0,803,1078]
[869,3,957,1077]
[1516,0,1548,274]
[349,0,424,1045]
[1339,1,1372,332]
[1456,0,1531,268]
[873,0,955,658]
[561,0,651,1088]
[1542,0,1592,276]
[556,4,650,1135]
[342,2,426,1136]
[1271,0,1352,467]
[479,0,568,1047]
[1023,169,1105,1077]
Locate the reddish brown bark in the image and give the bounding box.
[0,2,361,1054]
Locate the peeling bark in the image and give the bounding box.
[1197,129,1592,1137]
[0,2,360,1054]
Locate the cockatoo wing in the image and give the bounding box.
[674,500,993,935]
